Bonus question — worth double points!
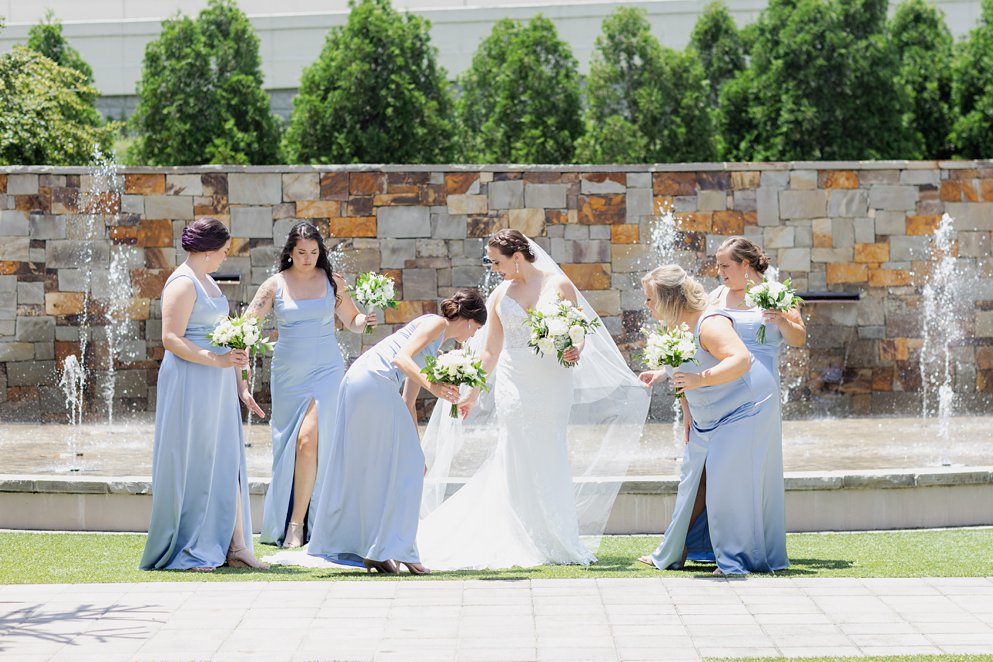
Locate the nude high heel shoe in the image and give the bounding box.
[283,522,305,548]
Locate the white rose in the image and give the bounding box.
[538,302,559,317]
[766,281,786,299]
[537,337,556,355]
[546,318,570,338]
[244,330,260,346]
[569,325,585,345]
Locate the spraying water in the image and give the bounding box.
[58,355,85,471]
[103,247,134,424]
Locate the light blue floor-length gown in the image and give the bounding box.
[308,315,445,567]
[648,311,779,575]
[260,276,344,546]
[720,293,790,571]
[140,264,251,570]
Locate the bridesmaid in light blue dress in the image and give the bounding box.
[141,218,266,571]
[712,236,807,572]
[309,289,487,574]
[636,265,778,575]
[243,222,376,548]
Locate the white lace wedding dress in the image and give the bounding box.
[416,287,596,570]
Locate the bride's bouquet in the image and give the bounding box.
[640,323,699,398]
[349,272,398,334]
[421,347,490,418]
[525,296,601,367]
[744,277,803,343]
[207,315,275,380]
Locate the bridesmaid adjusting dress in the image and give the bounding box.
[308,289,487,574]
[141,218,266,571]
[243,222,377,548]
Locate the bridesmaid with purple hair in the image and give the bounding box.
[141,218,267,571]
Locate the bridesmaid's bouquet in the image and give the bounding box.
[421,347,490,418]
[640,323,699,399]
[207,315,275,380]
[525,296,601,367]
[744,277,803,343]
[350,272,398,334]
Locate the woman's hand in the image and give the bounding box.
[562,344,581,364]
[671,371,704,392]
[761,309,786,326]
[239,386,266,419]
[638,370,667,388]
[429,381,460,404]
[362,311,379,329]
[457,390,479,419]
[215,348,249,370]
[683,415,692,445]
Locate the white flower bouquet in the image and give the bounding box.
[349,272,399,334]
[421,347,490,418]
[744,277,804,343]
[207,315,275,380]
[640,323,699,399]
[524,296,601,368]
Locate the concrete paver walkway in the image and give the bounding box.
[1,577,992,661]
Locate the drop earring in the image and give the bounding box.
[288,256,293,263]
[515,260,520,274]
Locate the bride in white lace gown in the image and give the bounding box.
[417,230,649,570]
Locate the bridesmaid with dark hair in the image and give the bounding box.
[141,217,266,571]
[308,289,487,574]
[243,221,377,548]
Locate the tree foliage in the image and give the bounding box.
[456,16,581,163]
[951,0,993,157]
[284,0,453,164]
[577,7,715,163]
[720,0,919,161]
[130,0,280,165]
[0,46,115,165]
[27,10,94,90]
[690,2,744,108]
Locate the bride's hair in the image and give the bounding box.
[488,229,536,262]
[641,265,708,326]
[441,288,488,325]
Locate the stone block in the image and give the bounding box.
[565,239,610,263]
[451,266,485,287]
[561,263,611,289]
[296,200,341,218]
[946,202,993,231]
[819,170,859,189]
[611,224,640,244]
[959,231,992,258]
[229,173,282,204]
[610,244,651,273]
[874,211,907,235]
[697,190,727,211]
[826,262,868,284]
[46,239,110,268]
[977,310,993,337]
[905,214,942,236]
[0,210,28,235]
[349,172,386,196]
[854,243,889,263]
[320,172,349,200]
[330,217,376,238]
[401,268,437,299]
[525,183,569,209]
[854,217,875,244]
[790,170,817,189]
[124,174,164,195]
[757,187,780,226]
[448,194,488,215]
[431,209,467,240]
[828,189,869,217]
[869,268,911,288]
[7,175,39,195]
[508,208,545,236]
[779,190,827,219]
[377,206,431,238]
[731,171,761,189]
[869,185,918,211]
[415,239,448,258]
[230,207,273,238]
[581,289,621,316]
[900,170,940,186]
[487,180,524,209]
[764,226,794,249]
[580,173,625,195]
[712,210,744,235]
[145,195,193,220]
[165,175,203,196]
[760,170,789,187]
[380,238,416,268]
[28,214,66,239]
[17,282,43,305]
[15,316,55,342]
[778,248,811,272]
[564,224,589,240]
[626,172,651,188]
[0,342,34,361]
[860,169,900,185]
[580,195,625,225]
[812,247,853,262]
[281,173,319,201]
[653,172,697,195]
[0,237,29,261]
[625,188,653,222]
[7,360,55,386]
[444,173,480,195]
[830,218,855,248]
[889,235,928,261]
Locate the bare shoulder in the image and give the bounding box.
[700,313,734,335]
[549,273,577,298]
[332,272,348,289]
[707,285,724,305]
[162,274,195,300]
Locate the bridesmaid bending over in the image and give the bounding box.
[637,265,778,575]
[308,289,487,574]
[711,236,806,571]
[141,218,266,571]
[244,221,377,548]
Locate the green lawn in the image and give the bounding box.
[1,528,991,584]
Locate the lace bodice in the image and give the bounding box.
[498,287,558,350]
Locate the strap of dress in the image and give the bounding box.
[696,310,735,337]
